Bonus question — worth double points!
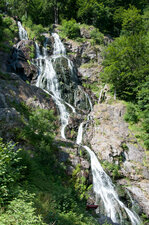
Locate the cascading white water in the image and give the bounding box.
[76,122,84,144]
[52,33,66,56]
[83,146,141,225]
[35,42,41,58]
[35,34,72,139]
[85,92,93,111]
[42,31,141,224]
[76,119,141,224]
[18,21,28,40]
[17,22,141,224]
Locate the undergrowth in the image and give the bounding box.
[0,104,98,225]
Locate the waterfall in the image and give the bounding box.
[76,122,84,144]
[18,21,28,40]
[85,92,93,111]
[52,33,66,56]
[34,32,141,224]
[76,119,141,224]
[84,146,141,225]
[35,42,41,59]
[17,23,141,224]
[34,34,71,139]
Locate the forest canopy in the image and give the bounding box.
[0,0,148,35]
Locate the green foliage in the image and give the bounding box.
[101,33,149,101]
[90,28,104,44]
[0,139,24,205]
[0,191,46,225]
[124,103,139,124]
[121,6,143,35]
[28,44,35,59]
[22,108,56,144]
[82,81,100,98]
[137,77,149,111]
[142,7,149,30]
[10,101,31,118]
[101,161,121,179]
[71,164,90,200]
[0,14,18,49]
[60,19,80,39]
[22,16,47,42]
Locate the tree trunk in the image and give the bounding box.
[54,6,58,24]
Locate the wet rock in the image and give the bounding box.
[8,40,37,82]
[58,151,69,162]
[84,101,149,216]
[98,216,120,225]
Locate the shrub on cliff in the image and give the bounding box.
[60,19,80,39]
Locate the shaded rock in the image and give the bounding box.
[98,216,120,225]
[0,71,57,140]
[66,165,74,175]
[126,181,149,217]
[8,40,37,82]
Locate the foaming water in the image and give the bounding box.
[18,21,28,40]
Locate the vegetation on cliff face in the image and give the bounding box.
[0,14,18,52]
[101,6,149,149]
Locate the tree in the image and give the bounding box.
[121,6,143,35]
[101,33,149,101]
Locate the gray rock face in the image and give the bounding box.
[84,102,149,217]
[126,181,149,216]
[52,56,92,113]
[64,40,103,67]
[80,26,94,39]
[0,72,57,139]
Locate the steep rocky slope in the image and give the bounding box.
[0,20,148,224]
[83,102,149,216]
[62,29,149,219]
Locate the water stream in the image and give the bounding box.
[35,34,70,139]
[76,122,141,225]
[18,21,28,40]
[17,22,141,224]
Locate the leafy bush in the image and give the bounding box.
[22,16,47,41]
[0,139,25,205]
[0,15,18,47]
[60,19,80,39]
[101,161,120,179]
[124,103,139,124]
[0,191,46,225]
[101,34,149,101]
[90,28,104,44]
[3,16,12,27]
[22,108,57,144]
